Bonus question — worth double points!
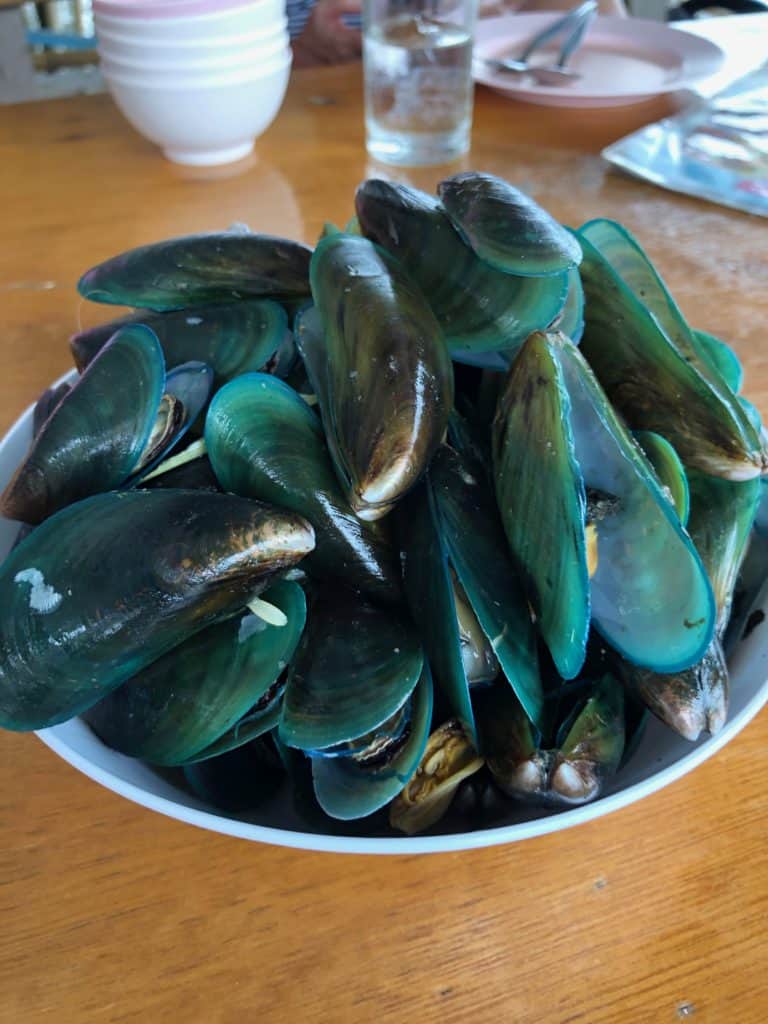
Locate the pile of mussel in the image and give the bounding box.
[1,173,766,836]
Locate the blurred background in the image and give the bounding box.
[1,0,763,103]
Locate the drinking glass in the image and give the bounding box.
[363,0,478,166]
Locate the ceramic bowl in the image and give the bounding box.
[98,34,289,77]
[1,370,767,854]
[93,0,286,41]
[102,53,291,165]
[95,20,288,61]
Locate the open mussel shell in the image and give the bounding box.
[577,229,766,480]
[555,334,716,673]
[492,331,590,681]
[354,179,568,360]
[0,325,166,525]
[78,233,312,310]
[305,233,454,520]
[437,172,581,277]
[388,718,484,835]
[70,299,289,390]
[183,735,286,814]
[279,586,423,752]
[551,266,585,344]
[312,665,433,821]
[550,674,625,803]
[686,471,760,634]
[477,674,625,807]
[84,580,305,766]
[617,637,728,742]
[0,490,314,731]
[429,444,544,727]
[693,329,743,395]
[634,430,690,526]
[579,220,748,408]
[205,373,401,604]
[127,360,214,483]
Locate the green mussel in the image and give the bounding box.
[78,232,312,310]
[354,179,568,361]
[312,665,434,821]
[304,233,453,520]
[437,171,582,277]
[0,490,314,730]
[399,443,543,744]
[1,326,211,524]
[70,299,289,390]
[388,718,484,834]
[205,373,401,604]
[477,674,625,806]
[493,331,716,679]
[577,222,766,480]
[84,580,306,766]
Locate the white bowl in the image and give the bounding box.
[2,370,767,854]
[93,0,285,40]
[95,21,287,60]
[98,35,289,75]
[102,53,291,164]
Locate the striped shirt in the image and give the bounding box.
[286,0,362,37]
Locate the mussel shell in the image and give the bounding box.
[551,266,585,344]
[388,718,484,835]
[437,172,581,277]
[579,220,746,408]
[306,233,454,520]
[355,180,568,357]
[555,334,716,673]
[0,490,314,730]
[492,331,590,681]
[184,695,283,764]
[549,674,624,804]
[83,580,305,766]
[128,360,214,483]
[398,477,477,743]
[617,637,728,742]
[430,444,544,727]
[686,471,760,634]
[32,382,71,438]
[70,299,288,389]
[279,587,423,752]
[477,674,624,807]
[634,430,690,526]
[205,373,401,604]
[311,666,433,821]
[0,325,165,525]
[693,329,743,395]
[78,233,312,310]
[577,230,765,480]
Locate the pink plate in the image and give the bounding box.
[473,15,725,108]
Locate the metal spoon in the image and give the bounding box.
[478,0,597,86]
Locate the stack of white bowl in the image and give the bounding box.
[94,0,292,166]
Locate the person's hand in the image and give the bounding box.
[292,0,363,68]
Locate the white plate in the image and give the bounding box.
[473,15,726,107]
[2,371,767,854]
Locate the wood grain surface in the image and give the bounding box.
[0,57,767,1024]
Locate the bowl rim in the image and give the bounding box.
[99,36,287,71]
[95,20,287,46]
[102,51,291,88]
[5,369,766,855]
[93,0,276,24]
[36,679,768,854]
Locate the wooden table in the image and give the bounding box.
[1,59,767,1024]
